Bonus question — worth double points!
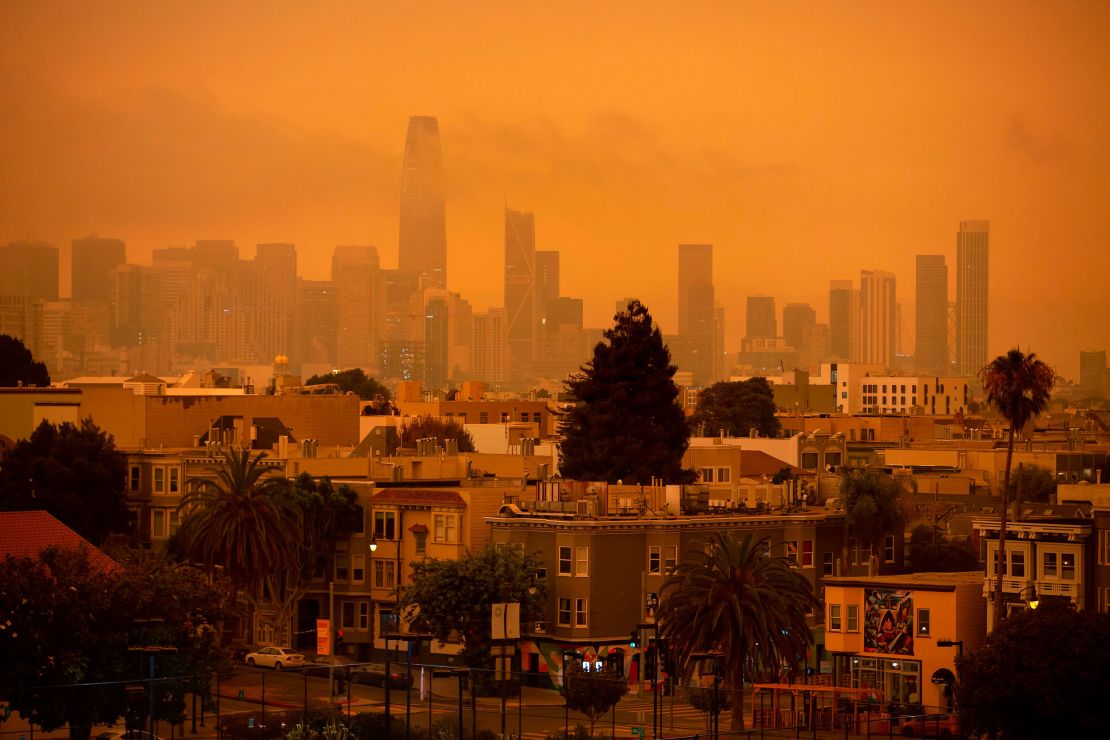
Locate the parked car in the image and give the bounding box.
[303,653,356,677]
[97,732,162,740]
[244,646,305,670]
[899,712,962,738]
[350,662,412,689]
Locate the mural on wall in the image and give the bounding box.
[863,589,914,655]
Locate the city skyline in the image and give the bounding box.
[1,1,1107,377]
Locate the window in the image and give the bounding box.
[479,412,489,424]
[150,509,180,539]
[532,412,542,423]
[434,513,457,543]
[130,466,140,491]
[664,546,678,574]
[153,467,165,493]
[342,601,356,629]
[1010,551,1025,578]
[374,511,396,539]
[699,467,714,483]
[716,467,731,483]
[917,608,931,636]
[414,531,427,554]
[801,540,814,567]
[1043,551,1058,578]
[801,452,819,470]
[168,467,180,493]
[351,505,364,535]
[352,554,365,584]
[823,552,835,576]
[558,598,571,626]
[825,452,842,468]
[359,602,369,630]
[784,540,799,565]
[558,546,572,575]
[1062,552,1076,580]
[575,546,589,576]
[847,604,859,632]
[335,555,349,581]
[883,535,896,563]
[1101,532,1110,566]
[829,604,842,631]
[575,598,588,627]
[648,546,662,574]
[374,560,396,588]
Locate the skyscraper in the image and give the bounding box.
[828,280,854,360]
[956,220,989,376]
[0,241,58,301]
[399,116,447,290]
[859,269,897,368]
[535,250,560,334]
[915,255,948,376]
[746,296,777,340]
[677,244,715,385]
[254,243,297,361]
[333,245,379,369]
[782,303,816,352]
[504,207,537,377]
[1079,350,1107,397]
[72,236,126,302]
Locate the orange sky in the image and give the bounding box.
[2,1,1107,378]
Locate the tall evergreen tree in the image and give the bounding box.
[0,334,50,387]
[558,300,695,484]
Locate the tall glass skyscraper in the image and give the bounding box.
[399,116,447,290]
[915,255,948,376]
[956,220,989,376]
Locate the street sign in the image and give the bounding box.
[631,727,644,737]
[317,618,331,655]
[491,602,521,639]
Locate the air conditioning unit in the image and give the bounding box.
[534,621,546,634]
[576,499,597,518]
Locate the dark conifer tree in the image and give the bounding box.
[558,300,695,484]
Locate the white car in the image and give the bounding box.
[244,646,305,670]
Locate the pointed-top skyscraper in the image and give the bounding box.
[399,116,447,289]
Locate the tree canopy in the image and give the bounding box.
[304,367,391,401]
[840,470,907,563]
[400,545,545,692]
[956,602,1110,739]
[0,548,234,740]
[399,414,476,452]
[1007,463,1056,504]
[558,300,694,484]
[560,662,628,737]
[0,334,50,387]
[905,524,979,572]
[0,418,130,544]
[690,377,781,438]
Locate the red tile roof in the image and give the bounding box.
[0,510,120,573]
[371,490,466,507]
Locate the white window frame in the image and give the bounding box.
[153,466,165,494]
[558,546,572,575]
[846,604,859,632]
[359,602,370,630]
[335,555,349,581]
[130,465,141,492]
[716,467,731,483]
[168,467,180,493]
[648,546,661,574]
[558,597,571,626]
[829,604,842,631]
[574,598,588,627]
[699,467,714,483]
[664,545,678,574]
[352,554,365,584]
[434,512,458,543]
[575,546,589,576]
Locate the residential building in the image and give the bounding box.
[471,308,509,385]
[859,270,897,369]
[955,221,989,376]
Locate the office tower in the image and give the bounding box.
[108,264,144,346]
[859,269,897,368]
[828,281,853,360]
[0,241,59,300]
[333,246,379,369]
[378,269,424,381]
[535,250,560,334]
[1080,351,1107,397]
[71,236,125,302]
[746,296,777,340]
[915,255,948,375]
[677,244,715,385]
[782,303,816,352]
[299,280,338,365]
[191,240,239,276]
[712,304,726,382]
[471,308,508,384]
[956,220,989,376]
[254,243,298,361]
[399,116,447,290]
[803,323,831,372]
[504,207,537,377]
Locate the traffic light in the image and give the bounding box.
[629,630,639,649]
[335,628,344,649]
[658,637,673,674]
[645,644,657,680]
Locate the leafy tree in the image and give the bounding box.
[979,349,1055,630]
[657,532,817,731]
[0,548,234,740]
[956,602,1110,739]
[558,300,695,484]
[304,368,391,401]
[840,470,907,565]
[905,523,978,572]
[400,545,545,694]
[0,334,50,387]
[560,663,628,738]
[0,418,130,544]
[690,377,781,438]
[174,447,302,640]
[686,685,733,736]
[399,414,476,452]
[1007,463,1056,504]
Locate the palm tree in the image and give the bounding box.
[980,349,1055,630]
[657,532,818,731]
[176,447,302,616]
[840,470,907,570]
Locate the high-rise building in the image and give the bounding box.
[859,269,897,369]
[535,250,560,335]
[504,207,537,377]
[746,296,777,340]
[377,269,424,382]
[677,244,715,385]
[828,281,853,360]
[71,236,125,302]
[108,264,144,347]
[299,279,338,365]
[782,303,816,352]
[333,245,379,370]
[956,220,989,376]
[191,240,238,276]
[1079,350,1107,398]
[254,243,297,361]
[471,308,508,385]
[915,255,948,376]
[399,116,447,290]
[0,241,58,301]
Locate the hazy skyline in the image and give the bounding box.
[2,1,1107,377]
